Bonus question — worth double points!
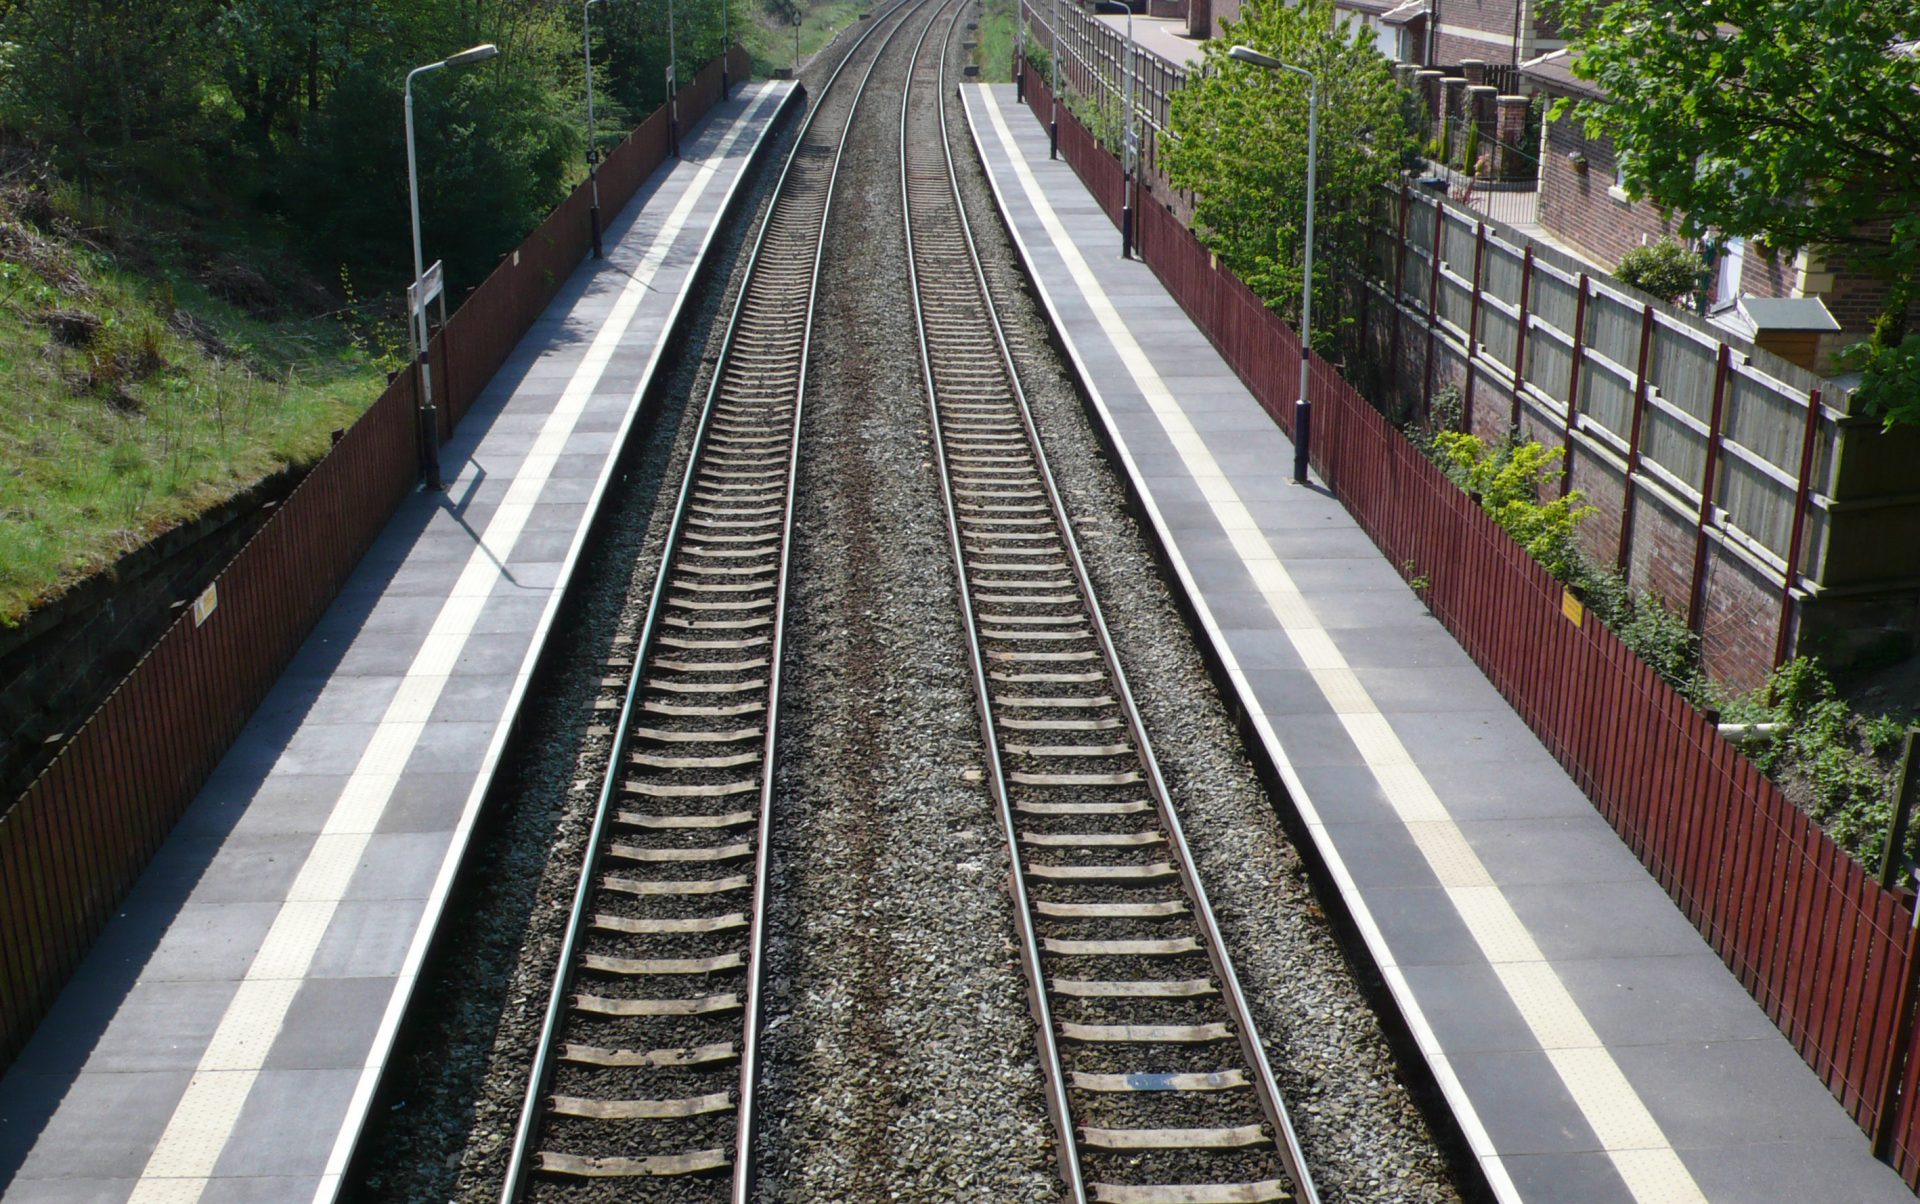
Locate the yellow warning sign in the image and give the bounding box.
[192,583,218,628]
[1561,589,1584,627]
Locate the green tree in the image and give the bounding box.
[1550,0,1920,425]
[1161,0,1412,342]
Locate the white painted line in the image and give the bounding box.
[126,83,785,1204]
[973,85,1706,1203]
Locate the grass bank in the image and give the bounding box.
[743,0,870,77]
[0,171,389,624]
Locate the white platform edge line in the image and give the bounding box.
[306,82,795,1204]
[965,83,1704,1204]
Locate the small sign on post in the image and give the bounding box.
[192,583,219,628]
[406,259,445,321]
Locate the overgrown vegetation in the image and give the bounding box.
[973,0,1016,83]
[745,0,866,77]
[1161,0,1413,349]
[0,0,744,622]
[1614,238,1706,306]
[1413,392,1914,876]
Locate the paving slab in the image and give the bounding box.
[962,81,1915,1203]
[0,79,796,1204]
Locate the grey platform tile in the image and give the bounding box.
[1455,816,1654,888]
[1614,1039,1866,1148]
[1553,954,1781,1048]
[178,772,346,839]
[1321,821,1441,891]
[449,635,535,678]
[1146,495,1234,538]
[1496,1150,1636,1204]
[1677,1137,1912,1203]
[1503,880,1713,962]
[1399,961,1541,1055]
[1298,587,1436,631]
[1214,627,1306,673]
[1206,588,1292,633]
[1260,712,1367,768]
[1363,885,1484,967]
[1256,524,1386,561]
[1283,555,1418,593]
[1,1069,192,1181]
[289,631,421,682]
[0,1176,142,1203]
[422,673,524,724]
[264,976,393,1071]
[489,561,566,592]
[343,831,459,902]
[100,901,281,984]
[400,719,503,776]
[332,557,466,602]
[506,527,583,565]
[141,830,313,906]
[307,898,427,979]
[252,674,405,730]
[270,721,383,778]
[317,592,443,638]
[1447,1048,1608,1156]
[523,501,592,532]
[199,1175,326,1204]
[1245,667,1345,718]
[1289,763,1401,826]
[375,771,479,835]
[209,1068,360,1179]
[1352,665,1509,714]
[1418,757,1601,823]
[8,979,240,1077]
[1389,708,1554,767]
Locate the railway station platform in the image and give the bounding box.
[0,79,796,1204]
[961,82,1914,1204]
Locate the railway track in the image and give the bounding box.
[901,8,1320,1203]
[496,3,931,1197]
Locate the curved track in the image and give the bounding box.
[901,8,1320,1203]
[498,4,932,1197]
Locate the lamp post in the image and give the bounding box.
[584,0,605,259]
[1228,44,1317,485]
[1092,0,1136,259]
[405,42,500,491]
[1048,0,1060,157]
[721,0,731,99]
[667,0,680,157]
[1015,0,1026,102]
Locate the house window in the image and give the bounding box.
[1712,235,1746,312]
[1607,150,1632,202]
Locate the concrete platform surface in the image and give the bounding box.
[0,80,795,1204]
[962,81,1914,1204]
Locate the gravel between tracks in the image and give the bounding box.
[350,7,1466,1199]
[940,21,1467,1203]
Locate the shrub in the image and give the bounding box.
[1615,238,1707,305]
[1430,431,1593,581]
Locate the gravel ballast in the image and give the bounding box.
[349,3,1468,1198]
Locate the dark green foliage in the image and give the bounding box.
[0,0,738,296]
[1614,238,1705,305]
[1161,0,1412,347]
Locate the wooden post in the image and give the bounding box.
[1873,879,1920,1160]
[1464,221,1487,435]
[1881,730,1920,893]
[1561,273,1590,498]
[1423,199,1445,421]
[1686,344,1733,633]
[1390,186,1411,418]
[1615,302,1657,574]
[1775,389,1825,667]
[1510,244,1534,432]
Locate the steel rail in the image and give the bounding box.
[902,7,1320,1202]
[500,3,930,1196]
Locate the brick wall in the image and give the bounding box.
[1538,119,1685,269]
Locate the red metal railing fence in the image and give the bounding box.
[1020,64,1920,1185]
[0,48,751,1071]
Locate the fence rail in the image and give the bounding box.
[0,48,751,1072]
[1022,0,1186,181]
[1018,62,1920,1188]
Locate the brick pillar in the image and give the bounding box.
[1460,58,1487,86]
[1187,0,1210,38]
[1440,76,1471,166]
[1495,94,1532,180]
[1466,84,1498,176]
[1413,69,1446,150]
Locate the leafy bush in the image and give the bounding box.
[1430,431,1593,581]
[1614,238,1707,304]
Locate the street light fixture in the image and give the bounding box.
[1093,0,1137,259]
[584,0,606,259]
[667,0,680,157]
[1228,43,1318,486]
[404,42,500,491]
